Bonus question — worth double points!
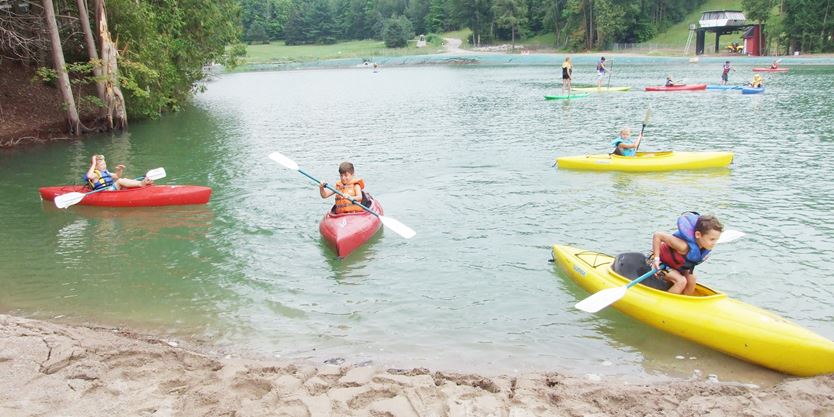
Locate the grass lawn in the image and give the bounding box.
[242,31,468,64]
[651,0,743,47]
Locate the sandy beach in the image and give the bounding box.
[1,314,832,417]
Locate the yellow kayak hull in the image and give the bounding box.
[571,86,632,92]
[556,151,733,172]
[552,244,834,376]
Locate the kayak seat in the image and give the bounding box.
[611,252,672,291]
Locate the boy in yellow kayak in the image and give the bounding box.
[84,154,153,191]
[750,73,764,88]
[611,127,643,156]
[319,162,366,214]
[650,213,724,295]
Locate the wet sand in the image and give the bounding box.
[1,314,832,416]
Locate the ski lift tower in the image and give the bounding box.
[695,10,760,55]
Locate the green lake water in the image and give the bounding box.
[2,57,833,384]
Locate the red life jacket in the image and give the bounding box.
[333,178,365,214]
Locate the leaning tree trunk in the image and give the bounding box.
[95,0,127,130]
[76,0,106,104]
[42,0,81,135]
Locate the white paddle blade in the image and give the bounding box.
[54,192,85,209]
[575,286,628,313]
[643,105,652,126]
[718,229,745,244]
[380,216,416,239]
[145,167,166,181]
[268,152,299,171]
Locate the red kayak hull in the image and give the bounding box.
[645,84,707,91]
[752,67,789,72]
[40,185,212,207]
[319,194,383,258]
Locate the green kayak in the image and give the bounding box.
[544,93,590,100]
[571,86,631,92]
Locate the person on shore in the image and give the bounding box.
[720,61,735,85]
[650,213,724,295]
[595,57,608,88]
[750,73,764,88]
[561,57,573,95]
[84,154,153,191]
[610,127,642,156]
[319,162,366,213]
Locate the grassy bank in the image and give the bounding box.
[243,34,453,64]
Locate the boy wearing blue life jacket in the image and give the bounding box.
[611,127,642,156]
[84,154,152,191]
[650,213,724,295]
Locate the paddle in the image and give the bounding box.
[574,229,746,313]
[606,60,614,89]
[268,152,416,239]
[54,167,166,209]
[634,105,652,153]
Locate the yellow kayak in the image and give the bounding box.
[556,151,733,172]
[571,86,632,92]
[552,244,834,376]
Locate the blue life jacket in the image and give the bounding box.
[611,137,635,156]
[663,211,711,271]
[85,169,114,190]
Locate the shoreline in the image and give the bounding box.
[1,314,832,416]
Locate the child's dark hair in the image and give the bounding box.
[696,215,724,233]
[338,162,355,175]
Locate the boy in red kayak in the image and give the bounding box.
[84,154,153,191]
[319,162,366,214]
[650,213,724,295]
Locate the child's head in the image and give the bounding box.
[564,57,571,62]
[600,57,605,62]
[666,74,673,80]
[619,127,631,138]
[725,60,730,64]
[338,162,355,182]
[94,154,107,170]
[694,215,724,250]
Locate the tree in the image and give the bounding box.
[743,0,775,54]
[493,0,528,51]
[382,15,413,47]
[246,20,269,43]
[42,0,81,134]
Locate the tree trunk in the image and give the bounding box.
[43,0,81,135]
[96,0,128,130]
[511,25,515,52]
[76,0,106,103]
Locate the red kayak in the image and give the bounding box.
[645,84,707,92]
[40,185,212,207]
[319,193,382,258]
[752,67,789,72]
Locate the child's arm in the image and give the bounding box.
[86,155,98,181]
[319,182,334,198]
[113,164,125,180]
[651,231,688,269]
[351,184,362,202]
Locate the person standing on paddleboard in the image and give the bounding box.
[721,61,735,85]
[561,57,573,95]
[595,57,609,88]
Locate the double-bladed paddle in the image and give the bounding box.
[268,152,416,239]
[574,229,745,313]
[634,105,652,153]
[54,167,166,209]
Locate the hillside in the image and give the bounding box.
[650,0,744,47]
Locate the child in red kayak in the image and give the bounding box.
[319,162,366,214]
[84,154,152,191]
[650,213,724,295]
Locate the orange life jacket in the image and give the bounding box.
[333,178,365,214]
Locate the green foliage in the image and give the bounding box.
[382,16,414,47]
[107,0,241,119]
[742,0,775,23]
[493,0,528,41]
[247,21,270,44]
[782,0,834,53]
[33,67,58,86]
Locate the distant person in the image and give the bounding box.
[720,61,735,85]
[561,57,573,95]
[596,57,608,88]
[750,73,764,88]
[650,212,724,295]
[610,127,643,157]
[665,75,677,87]
[319,162,367,213]
[770,60,780,69]
[84,154,153,191]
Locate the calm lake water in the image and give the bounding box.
[2,57,833,385]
